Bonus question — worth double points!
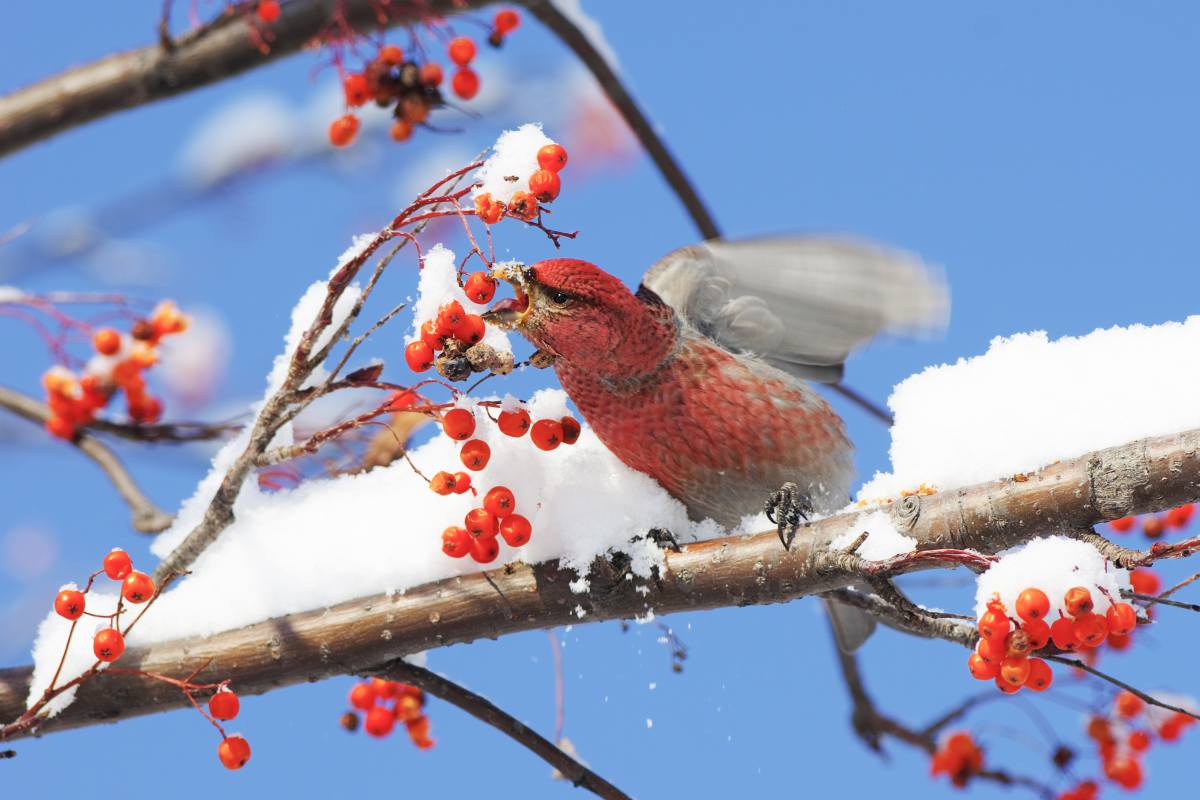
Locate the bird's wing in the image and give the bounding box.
[641,237,949,383]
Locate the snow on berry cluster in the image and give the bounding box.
[968,537,1137,695]
[42,301,188,439]
[930,731,985,788]
[343,678,434,748]
[473,126,568,222]
[1109,502,1195,541]
[327,9,523,148]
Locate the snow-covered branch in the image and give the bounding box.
[2,425,1198,739]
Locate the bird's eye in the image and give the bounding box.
[549,290,573,307]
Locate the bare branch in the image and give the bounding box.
[374,660,632,800]
[0,385,172,533]
[1044,656,1200,722]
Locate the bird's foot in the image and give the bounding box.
[643,527,681,552]
[765,482,813,550]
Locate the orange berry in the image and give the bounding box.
[453,313,486,345]
[1106,602,1137,636]
[459,439,491,470]
[390,119,414,142]
[464,508,497,537]
[537,143,568,172]
[420,319,444,351]
[1025,658,1053,691]
[483,486,515,518]
[405,340,435,372]
[93,628,125,662]
[1087,716,1114,742]
[1116,691,1144,718]
[343,73,372,106]
[329,114,360,147]
[437,300,467,335]
[470,536,499,564]
[442,526,471,558]
[494,9,520,34]
[46,416,76,440]
[208,689,240,721]
[994,674,1021,694]
[451,471,472,494]
[217,736,251,770]
[1129,568,1160,595]
[54,589,86,620]
[499,514,532,547]
[364,705,395,737]
[1142,515,1165,539]
[1003,628,1033,658]
[978,610,1010,643]
[349,681,376,710]
[497,408,531,437]
[1020,618,1050,650]
[452,68,480,99]
[507,191,538,220]
[1015,588,1050,621]
[395,693,423,722]
[1063,586,1094,617]
[1108,631,1132,650]
[448,37,476,66]
[530,419,563,451]
[560,416,581,444]
[379,44,404,66]
[998,656,1031,687]
[975,637,1001,664]
[464,271,497,304]
[256,1,280,24]
[121,571,155,604]
[92,328,121,355]
[474,192,504,224]
[1105,756,1143,790]
[420,62,444,86]
[528,168,561,202]
[401,95,430,124]
[967,652,997,680]
[103,549,133,580]
[1109,516,1136,533]
[429,471,457,495]
[441,408,476,440]
[1072,612,1108,648]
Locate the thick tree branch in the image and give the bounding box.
[374,660,632,800]
[0,385,173,533]
[0,0,490,158]
[2,426,1199,739]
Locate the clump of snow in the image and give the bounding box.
[973,536,1130,621]
[179,94,297,188]
[472,123,555,205]
[0,286,26,303]
[830,511,916,561]
[409,244,512,354]
[860,317,1200,499]
[157,309,232,408]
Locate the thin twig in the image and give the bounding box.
[1044,655,1200,722]
[1124,591,1200,613]
[373,660,633,800]
[1160,570,1200,600]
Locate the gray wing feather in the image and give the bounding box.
[642,237,949,383]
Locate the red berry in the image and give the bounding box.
[1129,568,1161,595]
[494,9,520,34]
[530,419,563,451]
[54,589,85,620]
[218,736,251,770]
[507,191,538,220]
[452,471,472,494]
[483,486,515,518]
[349,681,376,710]
[45,415,76,440]
[978,610,1010,643]
[1049,616,1079,651]
[93,628,125,662]
[121,571,155,604]
[559,416,581,445]
[454,314,486,345]
[451,68,480,100]
[405,340,435,372]
[364,705,396,737]
[429,471,457,495]
[93,328,121,355]
[442,526,471,558]
[1072,612,1108,648]
[464,272,497,304]
[474,192,504,224]
[1109,516,1136,533]
[537,143,568,173]
[1021,617,1050,650]
[448,37,477,66]
[1142,515,1165,539]
[470,536,499,564]
[1015,588,1050,621]
[442,408,476,441]
[975,637,1000,664]
[464,508,498,537]
[528,169,561,202]
[459,439,491,471]
[497,408,531,437]
[1160,717,1184,741]
[1106,756,1143,790]
[420,62,444,86]
[103,549,133,580]
[208,689,240,721]
[1025,658,1053,691]
[394,693,423,722]
[379,44,404,66]
[967,652,997,680]
[994,674,1021,694]
[998,656,1030,687]
[436,300,467,335]
[1129,730,1151,751]
[390,120,414,143]
[1063,586,1094,617]
[1107,602,1137,636]
[343,73,372,106]
[1165,503,1196,529]
[329,114,360,148]
[1114,690,1144,718]
[499,514,532,547]
[256,1,280,24]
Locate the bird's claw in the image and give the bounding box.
[765,482,813,550]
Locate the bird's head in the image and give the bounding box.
[482,258,673,372]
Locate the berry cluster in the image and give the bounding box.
[1070,691,1197,794]
[474,143,568,224]
[343,678,434,748]
[53,548,157,663]
[1109,503,1195,541]
[328,9,521,148]
[968,585,1139,694]
[42,301,188,439]
[929,731,985,788]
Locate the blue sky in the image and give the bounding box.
[2,2,1198,797]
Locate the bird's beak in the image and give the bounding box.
[482,263,535,330]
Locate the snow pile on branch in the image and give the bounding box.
[179,94,297,188]
[860,317,1200,499]
[472,123,555,204]
[974,536,1130,620]
[831,511,916,561]
[409,244,512,354]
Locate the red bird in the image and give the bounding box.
[484,237,947,649]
